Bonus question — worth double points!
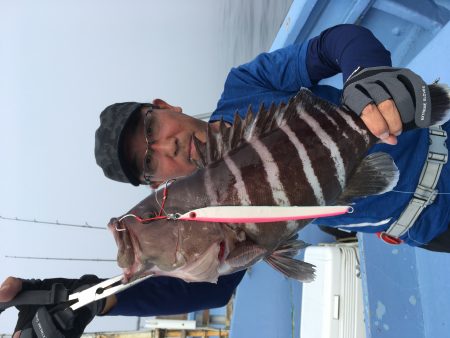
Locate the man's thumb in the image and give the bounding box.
[0,277,22,302]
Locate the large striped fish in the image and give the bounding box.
[108,85,450,283]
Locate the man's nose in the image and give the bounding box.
[149,138,176,156]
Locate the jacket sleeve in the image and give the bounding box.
[225,24,392,95]
[213,24,391,119]
[106,270,246,316]
[306,24,392,84]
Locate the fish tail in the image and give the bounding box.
[264,235,315,282]
[338,152,399,202]
[429,83,450,125]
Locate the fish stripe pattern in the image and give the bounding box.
[204,167,219,205]
[312,104,373,169]
[280,123,325,205]
[223,154,251,205]
[336,107,371,144]
[298,110,347,189]
[250,138,290,206]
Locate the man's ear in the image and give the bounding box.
[152,99,182,113]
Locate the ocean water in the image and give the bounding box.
[188,0,294,117]
[218,0,293,66]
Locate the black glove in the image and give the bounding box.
[12,275,106,338]
[342,66,431,130]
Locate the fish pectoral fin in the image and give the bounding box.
[225,242,267,268]
[263,235,315,282]
[264,254,315,282]
[338,152,399,203]
[274,233,310,257]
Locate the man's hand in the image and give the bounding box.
[360,99,402,145]
[0,275,106,338]
[1,277,28,337]
[0,276,22,303]
[0,277,23,337]
[342,66,432,144]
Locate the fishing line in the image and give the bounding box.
[404,232,428,246]
[0,215,105,230]
[154,178,176,216]
[392,190,450,195]
[116,179,177,232]
[5,255,115,262]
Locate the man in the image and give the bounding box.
[1,24,448,337]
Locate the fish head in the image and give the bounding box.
[108,203,243,283]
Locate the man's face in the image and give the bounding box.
[121,103,208,186]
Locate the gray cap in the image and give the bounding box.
[95,102,143,186]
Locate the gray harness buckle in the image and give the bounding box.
[428,127,448,164]
[414,185,438,205]
[383,126,447,240]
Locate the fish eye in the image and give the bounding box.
[141,211,158,224]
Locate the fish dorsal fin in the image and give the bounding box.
[193,89,311,166]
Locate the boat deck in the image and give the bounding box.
[229,1,450,337]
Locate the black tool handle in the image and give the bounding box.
[0,283,69,310]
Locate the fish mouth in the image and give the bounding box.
[108,218,140,275]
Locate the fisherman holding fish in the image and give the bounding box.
[1,24,449,337]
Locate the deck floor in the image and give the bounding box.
[230,18,450,338]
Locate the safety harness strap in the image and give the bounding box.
[384,125,447,238]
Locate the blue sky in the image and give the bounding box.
[0,0,234,332]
